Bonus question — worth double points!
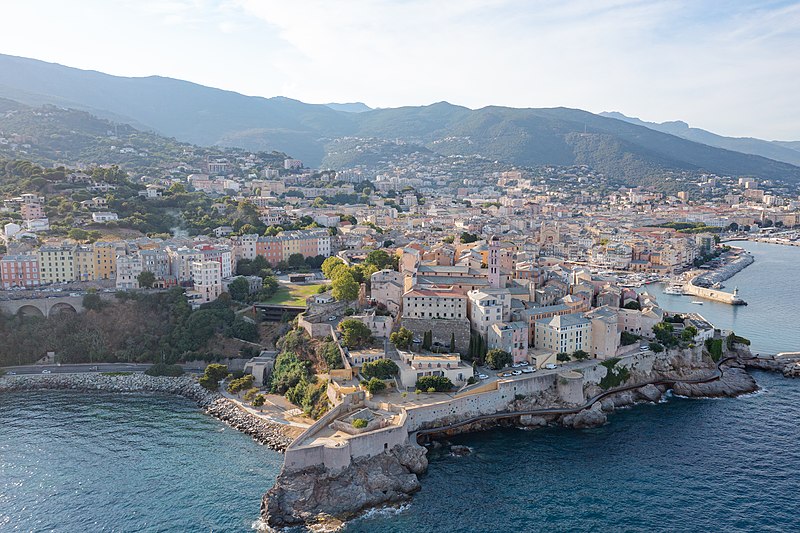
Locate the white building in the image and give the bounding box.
[533,313,591,354]
[191,260,222,304]
[116,254,143,289]
[467,288,512,337]
[92,212,119,223]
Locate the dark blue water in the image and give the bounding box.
[0,391,283,532]
[349,371,800,533]
[642,241,800,355]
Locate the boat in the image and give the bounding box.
[663,285,685,295]
[690,301,704,305]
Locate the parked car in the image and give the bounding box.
[41,369,51,374]
[522,367,535,373]
[478,373,489,380]
[544,363,558,370]
[511,370,522,376]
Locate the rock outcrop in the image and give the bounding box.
[262,444,428,528]
[672,367,758,398]
[0,373,293,451]
[636,384,663,403]
[560,402,607,429]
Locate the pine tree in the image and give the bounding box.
[449,332,456,353]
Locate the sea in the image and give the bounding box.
[2,241,799,532]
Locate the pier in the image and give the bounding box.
[684,279,747,305]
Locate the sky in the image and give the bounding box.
[1,0,799,140]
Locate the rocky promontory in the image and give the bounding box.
[262,443,428,528]
[672,366,758,398]
[0,373,293,451]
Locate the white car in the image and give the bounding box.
[41,369,51,374]
[544,363,558,370]
[521,367,534,373]
[478,373,489,380]
[511,370,522,376]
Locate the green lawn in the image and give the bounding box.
[261,283,326,306]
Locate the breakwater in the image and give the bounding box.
[686,250,753,305]
[0,373,294,452]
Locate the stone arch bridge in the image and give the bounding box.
[0,294,114,318]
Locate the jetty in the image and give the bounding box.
[683,250,752,305]
[684,279,747,305]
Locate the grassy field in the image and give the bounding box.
[261,283,327,306]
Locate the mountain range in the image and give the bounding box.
[599,111,800,167]
[1,52,799,184]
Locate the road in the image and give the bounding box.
[2,363,169,375]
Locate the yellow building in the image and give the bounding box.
[74,245,96,282]
[37,245,76,284]
[93,242,118,280]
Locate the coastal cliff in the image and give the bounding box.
[262,443,428,529]
[0,373,294,451]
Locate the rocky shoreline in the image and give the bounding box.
[0,373,294,452]
[262,443,428,530]
[742,354,800,378]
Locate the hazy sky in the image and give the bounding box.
[2,0,799,140]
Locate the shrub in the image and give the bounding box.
[599,358,630,389]
[467,376,477,385]
[705,338,724,362]
[649,342,664,353]
[620,331,639,346]
[572,350,590,360]
[556,352,571,362]
[144,363,184,377]
[361,358,399,379]
[352,418,368,429]
[319,341,344,370]
[252,394,266,407]
[243,387,260,403]
[415,375,453,392]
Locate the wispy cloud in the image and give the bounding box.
[0,0,798,139]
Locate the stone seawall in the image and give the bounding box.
[0,373,293,452]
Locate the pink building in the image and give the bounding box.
[0,254,41,289]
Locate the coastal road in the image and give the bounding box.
[3,363,159,375]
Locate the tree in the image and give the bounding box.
[287,253,306,269]
[83,292,104,311]
[364,249,393,270]
[649,342,664,353]
[389,327,414,349]
[338,318,373,348]
[415,375,453,392]
[352,418,368,428]
[422,330,432,350]
[572,350,590,360]
[449,332,456,353]
[681,326,698,342]
[460,231,479,244]
[486,349,512,370]
[361,358,399,379]
[322,256,346,278]
[332,270,359,301]
[227,277,250,301]
[68,228,89,242]
[227,374,255,394]
[623,300,641,310]
[556,352,571,362]
[137,271,156,289]
[199,363,229,391]
[363,377,386,395]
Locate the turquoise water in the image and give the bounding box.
[0,391,283,532]
[641,241,800,355]
[2,242,799,532]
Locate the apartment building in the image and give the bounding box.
[533,313,591,354]
[38,245,76,284]
[0,254,40,289]
[402,287,467,320]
